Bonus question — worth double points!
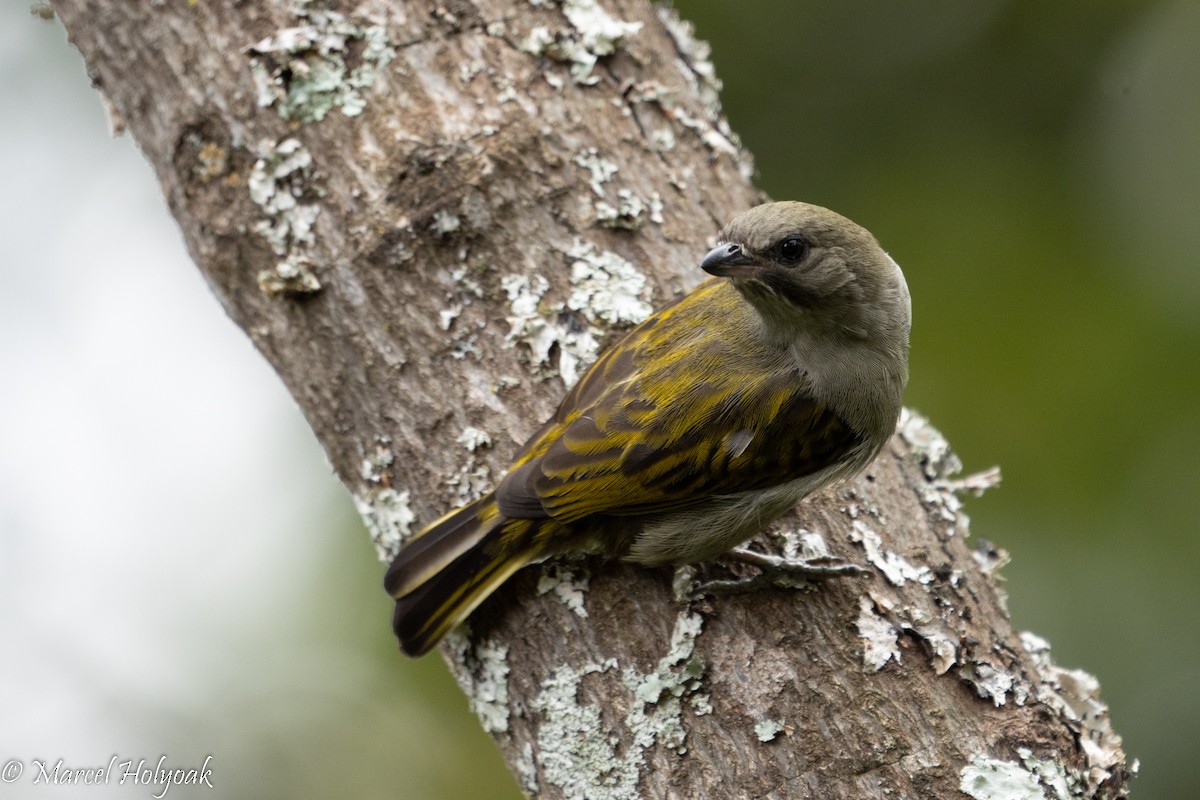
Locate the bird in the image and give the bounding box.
[385,201,911,656]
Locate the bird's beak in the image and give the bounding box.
[701,242,759,279]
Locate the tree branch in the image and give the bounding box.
[53,0,1132,797]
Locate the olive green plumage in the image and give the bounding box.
[386,201,911,656]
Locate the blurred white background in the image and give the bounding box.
[2,0,335,780]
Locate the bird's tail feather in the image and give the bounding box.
[385,495,536,657]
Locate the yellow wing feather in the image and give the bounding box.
[494,279,862,529]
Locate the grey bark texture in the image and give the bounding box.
[53,1,1133,798]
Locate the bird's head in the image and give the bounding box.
[702,201,911,348]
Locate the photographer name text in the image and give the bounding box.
[2,754,213,797]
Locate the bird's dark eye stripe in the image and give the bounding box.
[776,235,810,264]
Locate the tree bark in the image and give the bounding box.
[53,1,1132,797]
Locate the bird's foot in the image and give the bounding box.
[691,546,867,598]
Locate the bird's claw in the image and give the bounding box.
[691,546,867,598]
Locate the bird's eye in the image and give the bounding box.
[776,236,810,265]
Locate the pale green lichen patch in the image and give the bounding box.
[754,719,786,743]
[654,5,721,113]
[456,426,493,453]
[779,528,829,562]
[650,125,676,152]
[912,619,959,675]
[629,611,704,703]
[896,409,1002,541]
[850,518,932,586]
[846,408,1010,681]
[1016,748,1073,799]
[257,257,322,297]
[520,0,642,84]
[500,272,567,377]
[647,193,664,224]
[856,595,900,671]
[860,589,961,676]
[688,692,712,716]
[501,237,652,387]
[958,660,1015,707]
[623,666,704,755]
[595,190,643,229]
[561,0,642,57]
[359,435,395,485]
[1020,632,1131,793]
[566,239,653,326]
[898,407,963,481]
[448,631,512,735]
[621,610,706,756]
[514,741,539,796]
[248,138,315,228]
[356,487,416,561]
[573,148,619,197]
[959,754,1049,800]
[431,209,462,238]
[446,460,492,507]
[247,0,395,122]
[570,149,663,231]
[627,78,742,164]
[960,748,1085,800]
[537,563,591,618]
[441,263,483,328]
[596,189,662,230]
[531,611,707,799]
[439,303,462,331]
[249,138,322,297]
[447,427,494,504]
[531,659,629,798]
[670,564,698,602]
[648,5,749,174]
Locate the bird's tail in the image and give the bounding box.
[384,495,538,657]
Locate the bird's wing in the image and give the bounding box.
[495,281,863,522]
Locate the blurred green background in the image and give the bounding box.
[5,1,1196,798]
